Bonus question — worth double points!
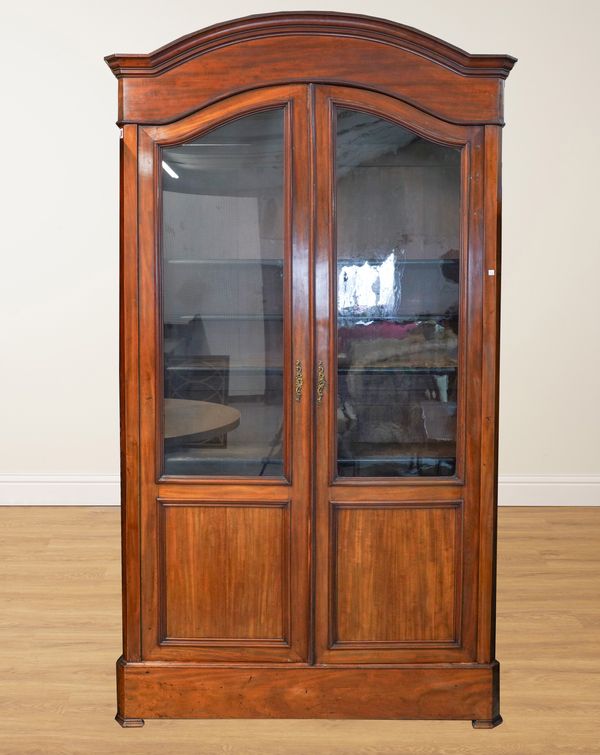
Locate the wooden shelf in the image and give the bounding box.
[337,257,458,265]
[174,314,284,322]
[167,258,283,265]
[338,366,456,374]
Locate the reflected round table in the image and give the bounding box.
[164,399,241,442]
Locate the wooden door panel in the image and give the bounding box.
[137,85,312,663]
[314,85,484,664]
[160,502,289,644]
[332,503,461,646]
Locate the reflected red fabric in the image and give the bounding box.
[338,321,418,351]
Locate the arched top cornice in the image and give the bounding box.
[105,11,516,79]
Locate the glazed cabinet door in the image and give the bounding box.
[313,86,485,663]
[136,86,312,662]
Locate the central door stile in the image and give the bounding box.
[312,84,335,665]
[137,85,313,664]
[307,81,318,668]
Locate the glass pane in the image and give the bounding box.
[335,109,461,478]
[161,109,285,476]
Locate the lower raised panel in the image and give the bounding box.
[332,502,462,646]
[116,658,500,721]
[160,501,289,643]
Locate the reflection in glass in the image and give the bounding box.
[161,109,285,476]
[335,109,461,477]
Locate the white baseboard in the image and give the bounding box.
[498,475,600,506]
[0,474,598,506]
[0,475,120,505]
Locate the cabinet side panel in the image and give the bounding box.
[120,124,141,660]
[477,125,502,662]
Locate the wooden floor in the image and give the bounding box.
[0,507,598,754]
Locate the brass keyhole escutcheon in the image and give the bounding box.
[316,361,327,405]
[295,360,303,402]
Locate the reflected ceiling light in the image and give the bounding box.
[161,161,179,179]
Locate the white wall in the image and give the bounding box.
[1,0,599,504]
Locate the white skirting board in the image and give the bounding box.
[0,474,598,506]
[497,476,600,506]
[0,475,121,506]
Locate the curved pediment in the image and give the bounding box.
[105,11,516,79]
[105,12,516,126]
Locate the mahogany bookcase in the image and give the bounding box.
[105,12,515,727]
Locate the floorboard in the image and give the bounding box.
[0,506,598,754]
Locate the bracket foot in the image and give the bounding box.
[472,715,503,729]
[115,713,145,728]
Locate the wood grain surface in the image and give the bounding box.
[161,502,288,642]
[118,661,496,721]
[0,506,598,753]
[163,399,241,440]
[134,86,313,667]
[110,11,515,721]
[105,12,516,125]
[311,85,483,669]
[332,504,459,644]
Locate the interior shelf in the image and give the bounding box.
[338,314,457,322]
[337,258,459,265]
[164,455,284,477]
[338,366,456,374]
[335,163,460,169]
[175,313,284,321]
[164,365,455,374]
[338,455,456,463]
[167,258,284,265]
[165,364,284,374]
[166,257,456,266]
